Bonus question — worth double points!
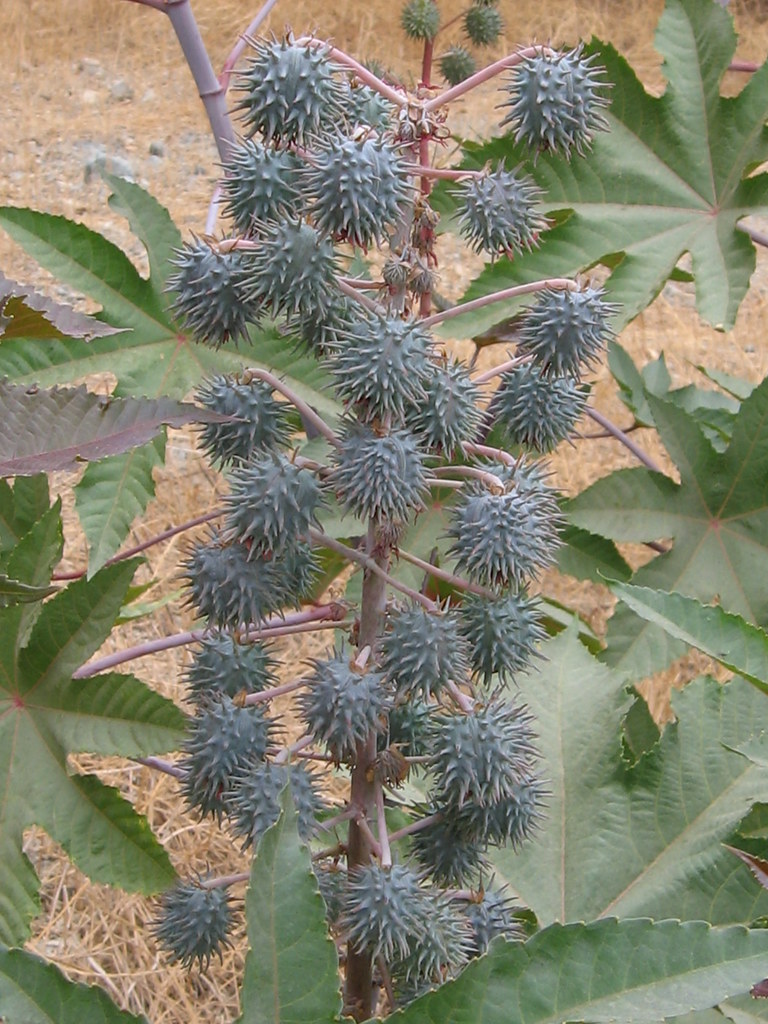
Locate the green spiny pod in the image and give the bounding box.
[220,139,303,233]
[410,813,490,886]
[439,46,477,86]
[195,374,290,466]
[456,165,546,257]
[185,634,277,704]
[182,534,293,629]
[463,4,503,46]
[331,423,427,523]
[235,36,345,146]
[447,460,562,589]
[152,880,232,970]
[452,771,547,847]
[168,240,259,348]
[492,363,587,451]
[429,699,538,810]
[292,298,356,354]
[406,358,483,454]
[382,699,434,757]
[341,863,432,961]
[459,591,545,683]
[340,79,396,131]
[392,893,469,990]
[181,696,273,819]
[227,761,324,848]
[401,0,440,40]
[299,650,389,762]
[461,887,523,956]
[502,45,610,158]
[245,219,338,319]
[330,314,433,423]
[303,134,412,249]
[223,453,323,557]
[381,604,470,700]
[518,286,619,378]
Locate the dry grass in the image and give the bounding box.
[6,0,768,1019]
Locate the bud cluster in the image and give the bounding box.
[153,5,615,1014]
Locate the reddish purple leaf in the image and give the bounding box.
[724,844,768,890]
[0,272,124,341]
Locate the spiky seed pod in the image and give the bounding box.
[332,423,427,523]
[461,888,524,956]
[299,651,388,762]
[185,634,277,704]
[341,863,432,960]
[223,453,323,558]
[452,771,547,847]
[235,37,345,146]
[456,166,546,257]
[429,699,538,811]
[245,219,338,319]
[195,375,290,466]
[181,696,273,819]
[459,591,546,683]
[330,315,433,423]
[408,257,435,297]
[220,140,302,234]
[492,363,587,451]
[167,241,259,347]
[410,814,490,886]
[502,46,610,158]
[463,4,503,45]
[448,459,563,588]
[382,251,414,290]
[340,80,395,131]
[227,761,324,849]
[152,881,231,970]
[406,359,483,454]
[303,134,412,249]
[314,863,346,926]
[519,286,619,379]
[401,0,440,40]
[183,535,292,629]
[292,299,355,354]
[381,605,470,700]
[280,541,320,603]
[383,699,433,757]
[439,46,477,87]
[393,894,469,989]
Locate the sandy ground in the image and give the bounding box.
[5,1,768,1020]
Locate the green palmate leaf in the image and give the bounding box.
[0,271,123,341]
[609,344,741,448]
[237,786,342,1024]
[567,378,768,680]
[0,475,51,556]
[441,0,768,337]
[393,920,768,1024]
[488,627,768,925]
[0,383,217,476]
[102,171,182,302]
[0,192,335,411]
[0,574,57,606]
[556,524,632,583]
[0,946,147,1024]
[0,544,184,945]
[613,584,768,695]
[76,434,165,575]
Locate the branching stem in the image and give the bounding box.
[420,278,575,329]
[396,548,495,598]
[243,368,340,446]
[424,45,553,111]
[375,782,392,868]
[585,407,664,473]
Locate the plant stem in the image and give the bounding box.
[242,677,309,705]
[388,811,442,844]
[423,45,551,111]
[336,277,384,313]
[419,278,575,329]
[220,0,282,90]
[375,782,392,868]
[294,37,408,108]
[447,679,475,712]
[472,354,532,385]
[316,807,356,834]
[163,0,236,161]
[52,509,223,581]
[432,465,505,492]
[396,548,495,598]
[132,756,185,779]
[739,223,768,249]
[404,164,481,181]
[243,368,340,446]
[73,605,345,678]
[200,871,250,890]
[585,407,664,473]
[460,440,516,466]
[309,529,437,609]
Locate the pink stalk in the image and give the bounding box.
[420,277,575,329]
[423,45,552,111]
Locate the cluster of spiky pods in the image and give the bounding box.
[153,8,613,1017]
